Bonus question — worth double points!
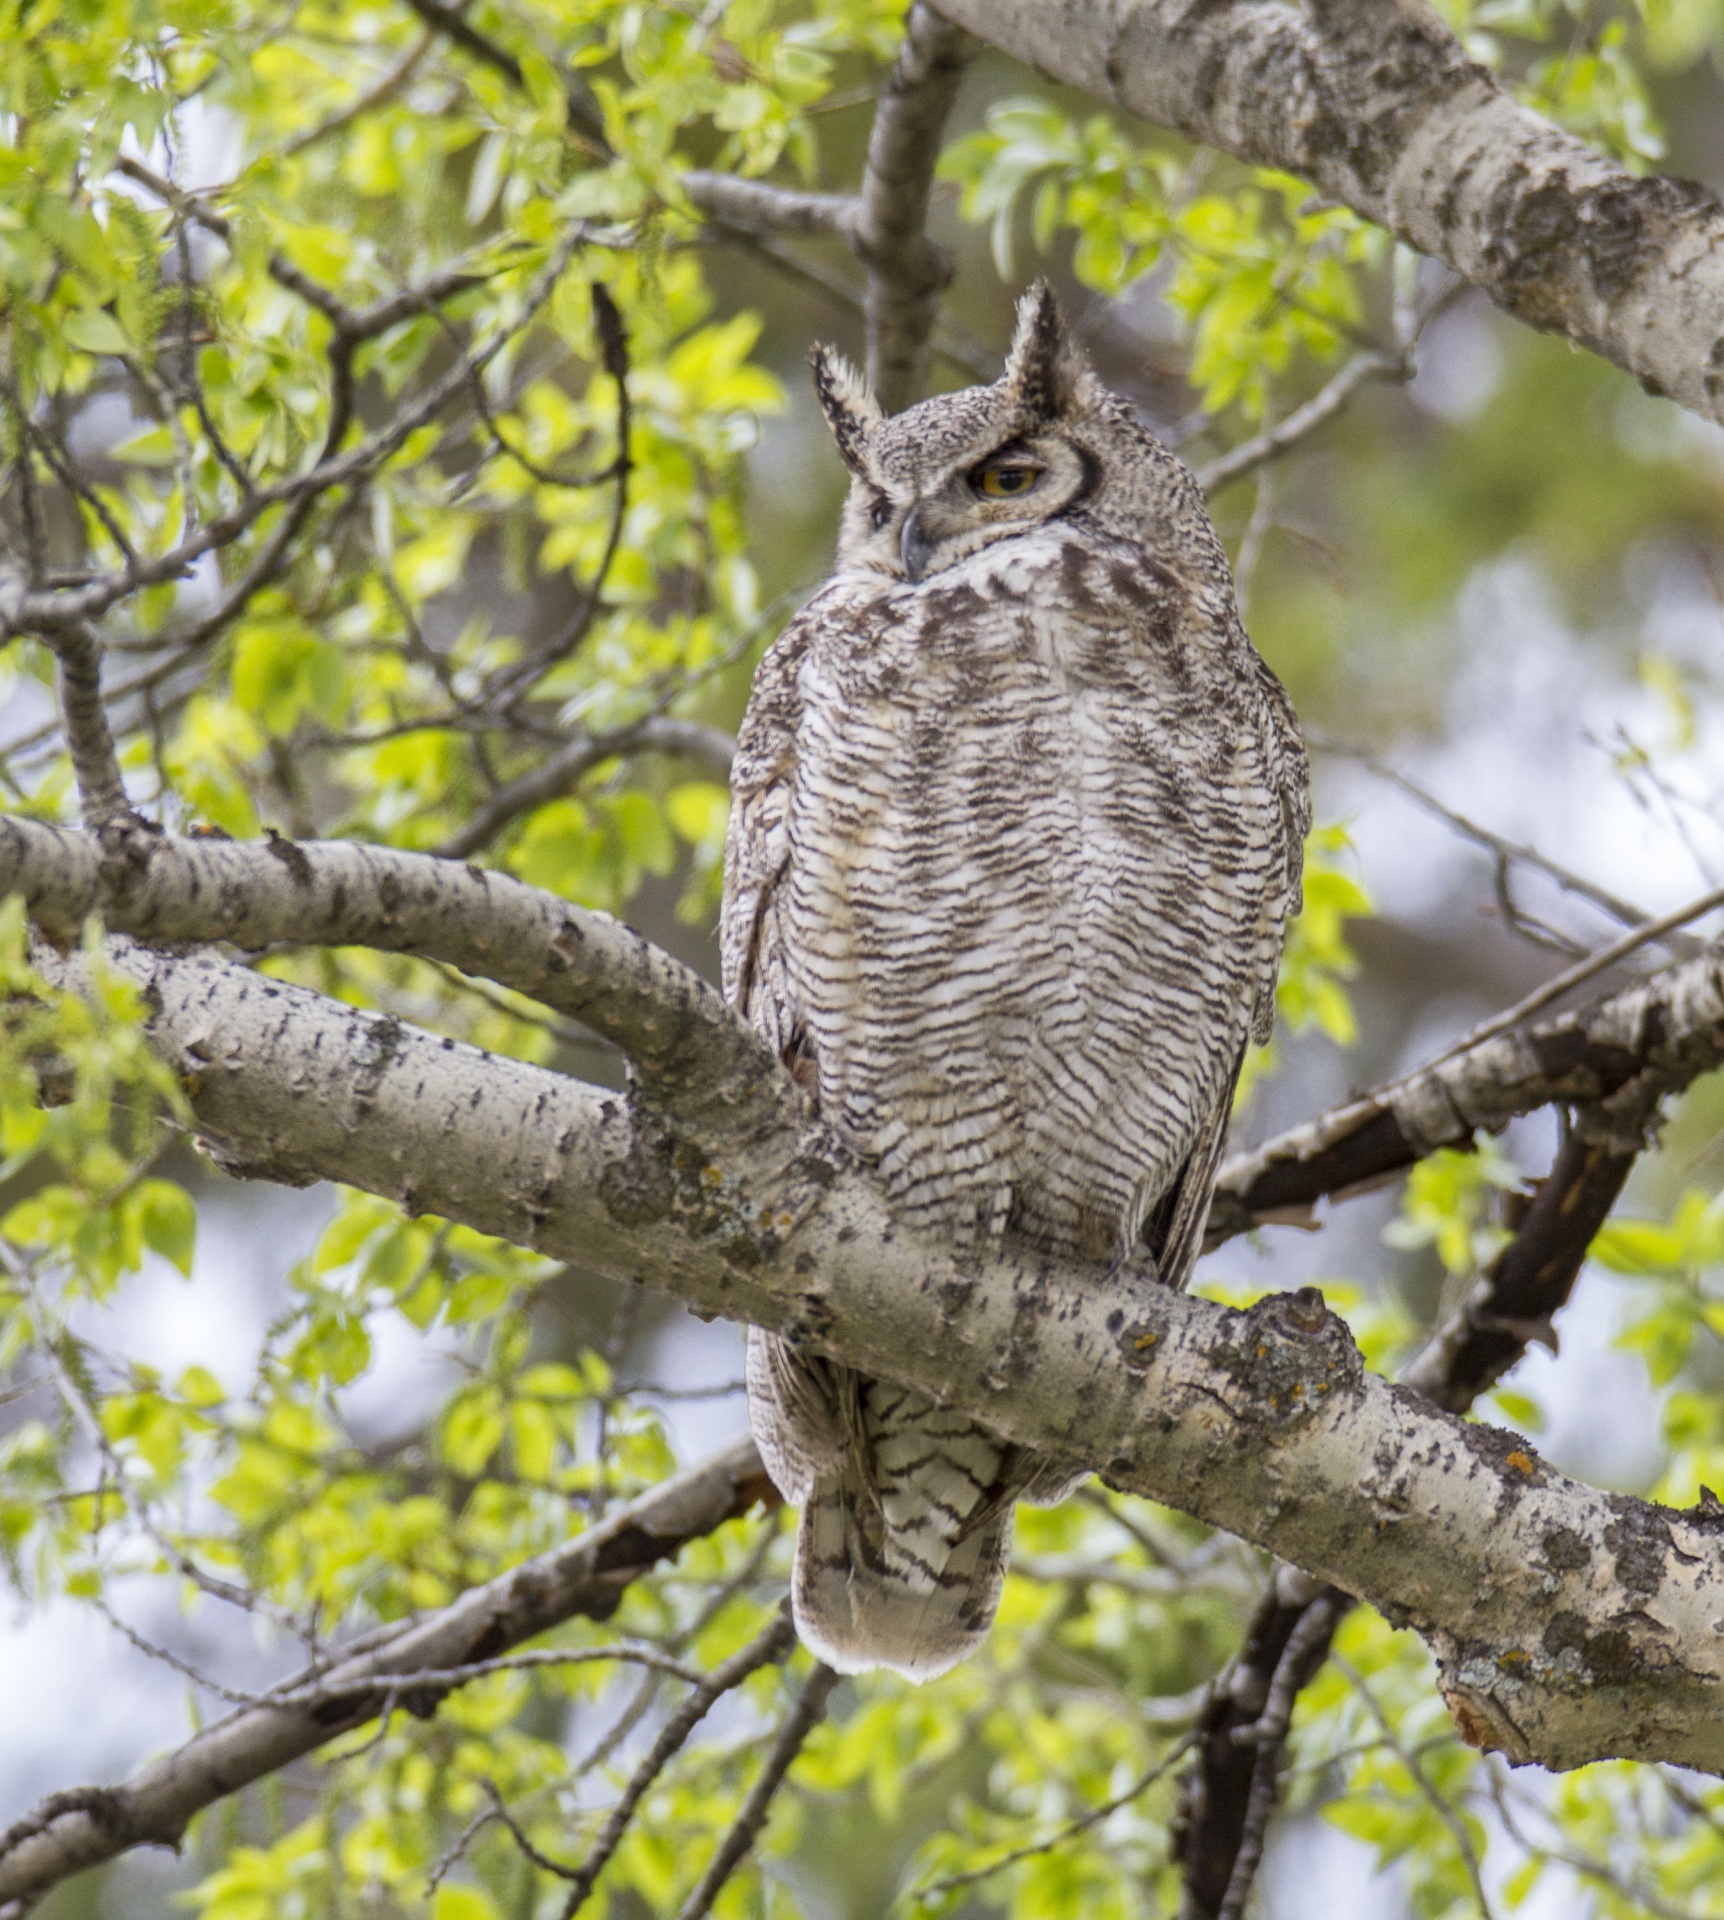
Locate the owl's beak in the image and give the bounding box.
[899,505,936,583]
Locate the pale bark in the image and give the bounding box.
[933,0,1724,428]
[854,2,977,411]
[0,818,786,1132]
[6,854,1723,1776]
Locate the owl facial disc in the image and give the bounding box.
[810,282,1144,584]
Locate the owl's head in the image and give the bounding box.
[812,282,1188,583]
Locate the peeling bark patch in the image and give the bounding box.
[1442,1682,1533,1763]
[262,829,314,887]
[598,1140,675,1229]
[351,1015,405,1109]
[1488,169,1722,322]
[1541,1525,1592,1573]
[1604,1500,1674,1599]
[1542,1609,1640,1684]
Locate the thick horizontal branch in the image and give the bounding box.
[13,914,1724,1781]
[932,0,1724,427]
[5,816,1715,1246]
[0,1441,772,1912]
[0,819,785,1131]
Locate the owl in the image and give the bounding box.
[721,283,1311,1680]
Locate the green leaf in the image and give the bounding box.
[132,1179,196,1276]
[432,1888,502,1920]
[61,308,131,356]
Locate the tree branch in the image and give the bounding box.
[672,1660,839,1920]
[1309,732,1705,959]
[0,1440,774,1913]
[42,624,134,832]
[5,905,1723,1780]
[1209,941,1724,1242]
[853,2,978,411]
[930,0,1724,427]
[434,717,735,861]
[0,819,784,1129]
[1,224,588,638]
[1195,348,1409,495]
[556,1611,798,1919]
[1176,1115,1638,1916]
[4,812,1717,1233]
[679,173,857,241]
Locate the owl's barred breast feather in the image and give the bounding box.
[721,288,1309,1679]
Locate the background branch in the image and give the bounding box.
[0,1441,773,1913]
[854,2,978,411]
[1209,943,1724,1242]
[1176,1113,1638,1915]
[435,717,736,861]
[933,0,1724,429]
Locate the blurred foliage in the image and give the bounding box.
[1237,823,1373,1107]
[3,1,1724,1917]
[941,103,1378,421]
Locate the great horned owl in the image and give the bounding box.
[721,284,1311,1680]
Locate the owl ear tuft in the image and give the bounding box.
[1002,280,1099,421]
[810,344,882,475]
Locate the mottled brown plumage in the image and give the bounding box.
[722,285,1310,1678]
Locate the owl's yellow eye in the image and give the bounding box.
[973,463,1041,498]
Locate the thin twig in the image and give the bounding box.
[1309,730,1697,957]
[556,1610,796,1919]
[911,1731,1199,1904]
[435,716,734,860]
[1196,348,1406,494]
[279,30,437,156]
[1330,1652,1495,1920]
[5,220,594,640]
[1419,878,1724,1073]
[423,1804,499,1895]
[475,1779,582,1881]
[283,1641,707,1710]
[9,1255,309,1640]
[481,282,633,710]
[673,1660,841,1920]
[89,1596,273,1710]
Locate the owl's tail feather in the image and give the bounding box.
[747,1333,1069,1680]
[791,1458,1013,1682]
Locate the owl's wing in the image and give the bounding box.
[1136,633,1309,1290]
[1142,1046,1243,1291]
[1246,648,1314,1047]
[719,615,810,1063]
